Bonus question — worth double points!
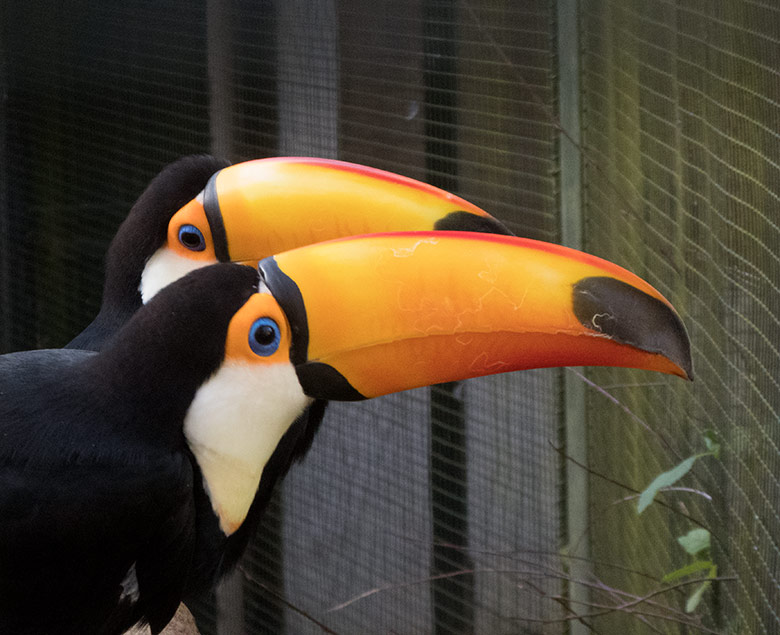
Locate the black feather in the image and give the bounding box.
[0,264,256,634]
[67,155,231,351]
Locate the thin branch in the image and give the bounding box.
[239,565,340,634]
[518,608,720,634]
[551,441,712,531]
[617,487,713,505]
[567,368,681,458]
[514,574,602,634]
[327,568,553,613]
[593,578,664,634]
[326,551,734,632]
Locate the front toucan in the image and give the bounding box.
[189,231,691,539]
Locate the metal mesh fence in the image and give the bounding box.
[581,1,780,632]
[1,0,778,633]
[240,2,564,632]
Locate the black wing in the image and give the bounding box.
[0,350,196,635]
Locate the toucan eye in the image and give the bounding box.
[178,224,206,251]
[249,318,281,357]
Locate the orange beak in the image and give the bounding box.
[258,231,692,401]
[169,157,509,265]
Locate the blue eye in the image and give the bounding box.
[178,224,206,251]
[249,318,281,357]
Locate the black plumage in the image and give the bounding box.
[67,155,231,351]
[0,264,256,634]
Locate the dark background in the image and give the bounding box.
[2,1,778,633]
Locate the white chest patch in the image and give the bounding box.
[140,247,207,303]
[184,362,312,535]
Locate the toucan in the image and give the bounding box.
[0,231,691,634]
[67,154,510,351]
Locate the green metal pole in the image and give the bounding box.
[424,2,475,632]
[557,0,592,632]
[0,13,9,353]
[207,2,249,633]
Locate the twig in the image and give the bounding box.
[327,568,552,613]
[239,565,340,634]
[567,368,681,458]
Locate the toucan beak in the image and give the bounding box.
[258,231,693,401]
[202,157,510,263]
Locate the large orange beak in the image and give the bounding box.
[171,157,509,264]
[258,232,693,401]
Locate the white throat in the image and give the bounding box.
[184,361,312,535]
[140,247,207,303]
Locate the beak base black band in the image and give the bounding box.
[258,257,309,366]
[203,171,230,263]
[296,362,366,401]
[258,256,365,400]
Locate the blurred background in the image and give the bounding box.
[2,1,778,633]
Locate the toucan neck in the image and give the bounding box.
[101,216,162,321]
[87,155,232,349]
[86,264,257,441]
[64,231,152,351]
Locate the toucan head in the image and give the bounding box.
[132,156,510,304]
[179,231,691,535]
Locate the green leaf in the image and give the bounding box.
[662,559,714,583]
[685,580,711,613]
[703,431,721,459]
[637,455,698,514]
[677,528,711,556]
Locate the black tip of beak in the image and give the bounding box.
[573,277,694,380]
[434,211,514,236]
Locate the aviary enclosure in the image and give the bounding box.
[1,1,777,633]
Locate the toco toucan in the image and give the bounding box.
[68,155,510,351]
[0,231,691,634]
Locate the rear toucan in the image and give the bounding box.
[0,232,692,634]
[69,155,510,350]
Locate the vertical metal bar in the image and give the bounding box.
[423,2,474,632]
[273,1,338,633]
[215,579,245,635]
[0,13,9,353]
[208,0,235,160]
[207,2,247,633]
[557,0,592,632]
[429,383,474,634]
[277,0,338,158]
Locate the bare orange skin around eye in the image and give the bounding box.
[166,199,219,262]
[224,294,293,366]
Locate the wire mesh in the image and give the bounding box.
[243,1,563,632]
[582,0,780,632]
[4,0,779,634]
[2,0,213,351]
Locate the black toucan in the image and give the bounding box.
[68,155,510,351]
[0,231,692,634]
